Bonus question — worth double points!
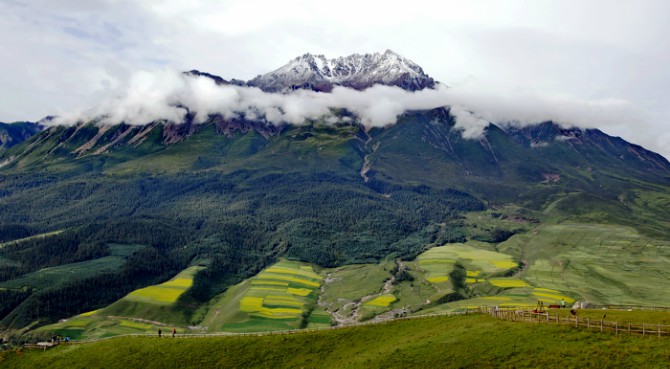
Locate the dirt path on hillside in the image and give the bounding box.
[101,315,169,326]
[318,260,400,326]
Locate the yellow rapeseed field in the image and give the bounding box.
[126,266,203,305]
[237,260,323,320]
[418,243,520,287]
[365,294,397,307]
[488,278,530,288]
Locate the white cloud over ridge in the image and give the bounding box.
[53,69,647,140]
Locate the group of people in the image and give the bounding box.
[533,298,567,313]
[157,328,177,337]
[51,334,70,343]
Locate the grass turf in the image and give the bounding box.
[3,314,670,368]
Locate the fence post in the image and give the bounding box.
[600,319,603,333]
[643,324,645,336]
[557,314,559,324]
[628,322,631,334]
[576,316,578,327]
[587,317,590,329]
[658,324,661,338]
[615,321,618,335]
[546,313,549,322]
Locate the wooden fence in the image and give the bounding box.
[29,305,670,349]
[485,306,670,338]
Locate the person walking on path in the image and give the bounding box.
[172,328,176,338]
[561,298,566,309]
[158,329,162,337]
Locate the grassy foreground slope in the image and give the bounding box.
[3,314,670,368]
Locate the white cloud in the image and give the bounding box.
[1,0,670,157]
[53,69,649,145]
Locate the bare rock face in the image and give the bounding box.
[247,50,436,92]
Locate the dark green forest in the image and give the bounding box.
[1,109,669,330]
[0,168,483,327]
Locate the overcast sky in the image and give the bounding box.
[1,0,669,158]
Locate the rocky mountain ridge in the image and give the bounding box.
[247,49,436,92]
[186,50,436,92]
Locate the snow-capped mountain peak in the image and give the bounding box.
[247,50,435,92]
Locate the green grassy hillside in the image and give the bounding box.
[34,266,204,339]
[30,222,670,339]
[1,110,669,335]
[3,314,670,368]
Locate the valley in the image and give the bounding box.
[23,212,670,340]
[0,52,669,367]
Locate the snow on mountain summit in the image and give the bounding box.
[247,50,436,92]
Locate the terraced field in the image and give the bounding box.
[499,223,670,305]
[30,222,670,338]
[416,242,520,286]
[202,260,324,332]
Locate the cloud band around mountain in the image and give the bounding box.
[53,68,646,139]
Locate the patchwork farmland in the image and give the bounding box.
[31,222,670,338]
[203,260,324,332]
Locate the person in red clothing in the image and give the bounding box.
[172,328,176,337]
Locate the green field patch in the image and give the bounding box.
[119,319,152,330]
[35,315,168,340]
[60,317,92,328]
[107,243,146,257]
[306,307,332,328]
[553,308,670,325]
[251,279,289,287]
[318,263,392,313]
[0,243,145,291]
[421,294,538,314]
[0,256,126,290]
[499,223,670,305]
